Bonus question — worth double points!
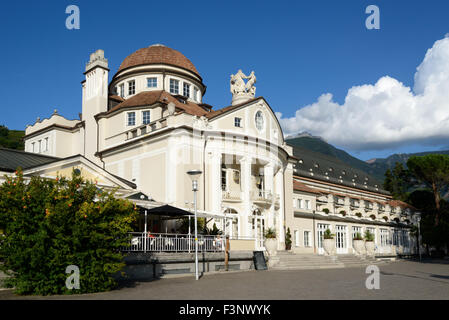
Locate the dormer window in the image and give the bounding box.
[128,80,135,96]
[170,79,179,94]
[183,83,191,98]
[119,84,125,98]
[193,87,199,102]
[147,77,157,88]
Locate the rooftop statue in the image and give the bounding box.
[230,70,256,105]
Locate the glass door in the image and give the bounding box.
[317,224,329,255]
[336,225,348,254]
[379,228,391,254]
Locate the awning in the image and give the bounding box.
[146,205,193,217]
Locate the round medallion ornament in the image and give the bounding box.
[255,111,264,131]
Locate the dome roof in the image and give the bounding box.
[117,44,200,77]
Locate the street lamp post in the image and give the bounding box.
[187,170,202,281]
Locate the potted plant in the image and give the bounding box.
[264,228,277,256]
[323,229,335,255]
[355,212,362,218]
[322,208,330,214]
[352,232,365,255]
[339,210,346,216]
[285,228,292,250]
[364,230,375,256]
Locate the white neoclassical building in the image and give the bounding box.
[7,44,419,256]
[21,45,295,251]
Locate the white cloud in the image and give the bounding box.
[278,37,449,151]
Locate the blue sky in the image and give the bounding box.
[1,0,449,160]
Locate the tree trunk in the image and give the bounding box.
[432,182,440,226]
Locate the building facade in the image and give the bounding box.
[17,44,418,256]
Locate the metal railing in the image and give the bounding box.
[251,190,273,202]
[122,232,226,253]
[222,189,242,201]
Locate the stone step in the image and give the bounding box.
[269,253,390,270]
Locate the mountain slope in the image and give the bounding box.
[286,134,385,181]
[0,125,24,150]
[285,133,449,184]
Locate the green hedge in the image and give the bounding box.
[0,169,137,295]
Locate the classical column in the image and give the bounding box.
[264,162,275,228]
[210,152,222,216]
[277,164,288,249]
[239,156,253,237]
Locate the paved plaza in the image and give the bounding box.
[1,259,448,300]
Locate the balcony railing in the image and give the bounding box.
[251,190,273,202]
[222,189,242,201]
[121,233,226,253]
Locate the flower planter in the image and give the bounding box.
[365,241,375,256]
[265,238,278,256]
[323,238,335,256]
[353,240,365,255]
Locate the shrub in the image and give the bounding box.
[355,212,362,218]
[323,229,334,239]
[339,210,346,216]
[322,208,330,214]
[0,169,137,295]
[264,228,276,239]
[285,228,292,250]
[364,230,375,242]
[353,232,363,240]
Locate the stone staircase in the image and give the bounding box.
[268,252,388,270]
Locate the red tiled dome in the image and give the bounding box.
[117,44,200,77]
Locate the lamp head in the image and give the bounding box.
[187,170,202,182]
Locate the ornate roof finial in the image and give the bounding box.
[230,70,256,105]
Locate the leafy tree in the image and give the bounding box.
[176,216,205,234]
[407,154,449,226]
[408,189,449,251]
[0,125,8,137]
[0,169,137,295]
[383,162,411,201]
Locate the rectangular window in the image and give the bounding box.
[44,138,49,152]
[305,200,311,210]
[232,170,240,184]
[194,87,199,102]
[221,169,227,191]
[183,83,190,97]
[127,112,136,126]
[170,79,179,94]
[304,231,311,247]
[147,77,157,88]
[32,142,35,153]
[38,140,42,153]
[128,81,135,96]
[298,199,304,209]
[295,230,300,247]
[142,111,151,125]
[234,117,242,127]
[119,84,125,97]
